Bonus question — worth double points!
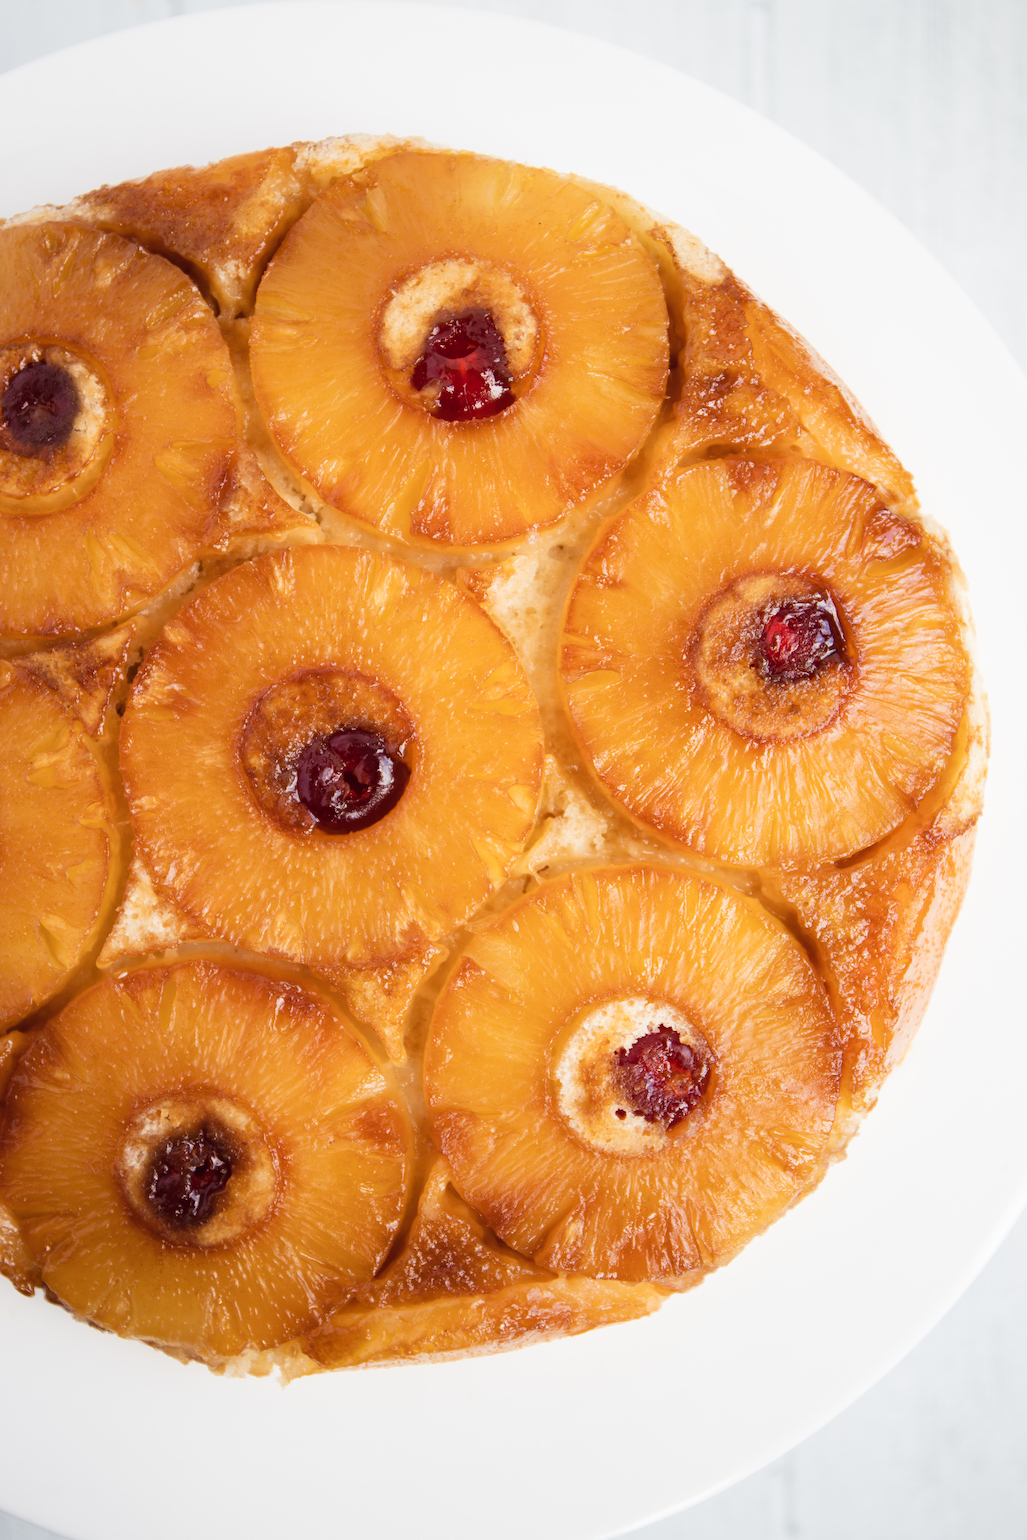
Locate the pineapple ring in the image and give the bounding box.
[0,961,413,1361]
[121,545,544,971]
[561,457,968,866]
[425,866,840,1284]
[0,659,119,1031]
[0,222,241,638]
[250,150,669,546]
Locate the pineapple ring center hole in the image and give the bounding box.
[378,259,539,419]
[693,571,855,744]
[239,667,416,837]
[552,997,711,1158]
[0,341,113,508]
[118,1095,278,1248]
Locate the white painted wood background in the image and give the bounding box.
[0,4,1024,1539]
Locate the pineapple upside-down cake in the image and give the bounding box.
[0,137,986,1373]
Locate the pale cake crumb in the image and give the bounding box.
[97,856,201,968]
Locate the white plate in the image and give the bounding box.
[1,6,1025,1539]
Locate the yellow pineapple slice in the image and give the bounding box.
[121,545,543,989]
[0,659,120,1029]
[425,866,840,1284]
[0,960,412,1362]
[0,222,295,640]
[561,456,968,867]
[250,150,669,545]
[304,1159,664,1368]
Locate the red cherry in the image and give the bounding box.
[758,595,845,682]
[411,308,515,422]
[613,1027,709,1129]
[295,728,409,833]
[2,361,80,454]
[147,1129,233,1228]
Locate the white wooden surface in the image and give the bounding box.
[1,4,1025,1538]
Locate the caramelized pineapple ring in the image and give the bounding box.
[0,961,412,1361]
[121,545,544,970]
[0,223,240,638]
[0,660,118,1030]
[250,150,669,545]
[425,866,840,1284]
[561,457,967,865]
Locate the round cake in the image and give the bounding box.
[0,137,986,1373]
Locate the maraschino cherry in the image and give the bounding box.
[296,728,409,833]
[757,595,845,683]
[411,308,515,421]
[613,1027,709,1129]
[2,361,79,454]
[147,1129,233,1228]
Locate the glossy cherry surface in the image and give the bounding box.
[1,361,80,453]
[295,727,410,833]
[757,595,845,682]
[613,1027,709,1129]
[411,308,515,421]
[147,1129,233,1228]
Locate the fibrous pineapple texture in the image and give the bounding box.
[0,961,412,1361]
[0,222,296,641]
[561,456,968,866]
[120,545,543,981]
[0,659,119,1029]
[250,150,669,545]
[425,867,840,1284]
